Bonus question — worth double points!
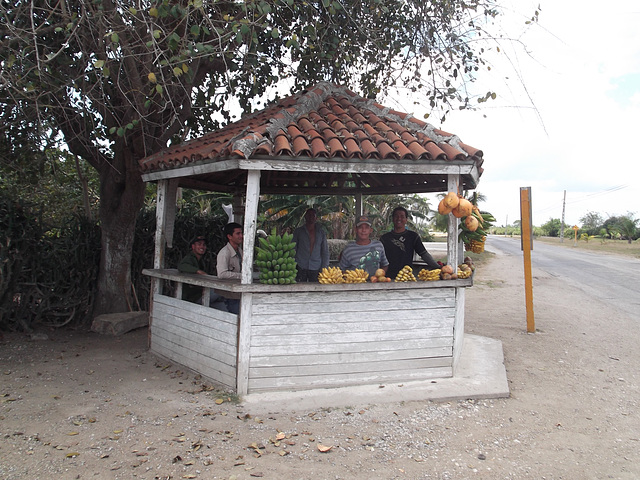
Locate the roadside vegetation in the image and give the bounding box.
[533,236,640,259]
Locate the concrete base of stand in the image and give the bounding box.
[91,312,149,336]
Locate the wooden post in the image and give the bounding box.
[242,169,260,285]
[520,187,535,333]
[153,180,168,293]
[446,174,460,267]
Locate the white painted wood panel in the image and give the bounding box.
[150,294,238,389]
[249,366,453,392]
[250,356,452,378]
[152,328,237,384]
[250,346,452,368]
[250,336,453,357]
[246,288,456,393]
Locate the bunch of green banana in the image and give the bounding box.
[255,232,297,285]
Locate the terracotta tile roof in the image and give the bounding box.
[139,83,484,194]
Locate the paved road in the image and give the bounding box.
[485,235,640,318]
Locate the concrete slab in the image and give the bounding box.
[240,334,509,413]
[91,312,149,336]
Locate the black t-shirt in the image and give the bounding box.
[380,230,428,279]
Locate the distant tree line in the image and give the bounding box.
[539,212,639,243]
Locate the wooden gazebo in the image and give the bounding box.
[140,82,484,395]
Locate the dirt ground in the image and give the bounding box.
[1,249,639,480]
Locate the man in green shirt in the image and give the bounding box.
[178,235,224,307]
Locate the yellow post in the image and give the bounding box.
[520,187,535,333]
[573,225,579,246]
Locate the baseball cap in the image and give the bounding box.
[356,215,372,227]
[190,235,207,246]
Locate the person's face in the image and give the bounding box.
[392,210,408,232]
[304,209,317,225]
[228,228,243,248]
[356,223,372,242]
[191,240,207,257]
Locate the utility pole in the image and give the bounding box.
[560,190,566,243]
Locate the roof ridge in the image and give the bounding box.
[357,100,464,151]
[264,82,346,140]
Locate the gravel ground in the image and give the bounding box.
[1,250,639,479]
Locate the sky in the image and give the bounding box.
[386,0,640,227]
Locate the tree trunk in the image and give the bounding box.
[92,149,146,317]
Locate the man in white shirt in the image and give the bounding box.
[216,222,243,313]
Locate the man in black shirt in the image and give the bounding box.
[380,206,440,279]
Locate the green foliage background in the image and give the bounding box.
[0,193,227,332]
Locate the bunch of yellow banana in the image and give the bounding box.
[395,265,417,282]
[318,266,345,284]
[343,268,369,283]
[457,264,473,279]
[418,268,441,281]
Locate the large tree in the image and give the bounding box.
[0,0,511,316]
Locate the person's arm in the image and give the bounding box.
[178,253,206,275]
[419,250,440,270]
[413,234,440,269]
[338,244,351,270]
[378,243,389,273]
[320,230,330,268]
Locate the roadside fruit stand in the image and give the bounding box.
[139,83,485,396]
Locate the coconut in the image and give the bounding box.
[464,215,479,232]
[452,198,473,218]
[442,192,460,209]
[438,198,453,215]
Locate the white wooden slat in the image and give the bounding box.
[250,336,452,357]
[250,346,453,368]
[250,356,452,378]
[251,317,453,336]
[252,288,454,305]
[250,328,453,347]
[248,366,453,392]
[237,158,476,176]
[251,299,455,316]
[251,308,454,326]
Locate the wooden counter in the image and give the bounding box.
[143,269,472,395]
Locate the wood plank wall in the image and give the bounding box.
[150,294,239,389]
[247,288,456,392]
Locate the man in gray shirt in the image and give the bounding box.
[293,208,329,282]
[339,215,389,277]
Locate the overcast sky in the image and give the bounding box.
[388,0,640,227]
